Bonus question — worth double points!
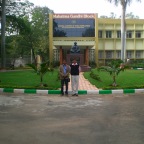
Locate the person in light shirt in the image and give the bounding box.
[70,59,80,96]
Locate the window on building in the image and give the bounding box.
[116,51,121,59]
[117,31,121,38]
[136,51,142,58]
[135,31,141,38]
[106,51,113,59]
[106,31,112,38]
[98,51,103,59]
[53,49,60,61]
[127,31,132,38]
[98,30,103,38]
[126,51,132,58]
[89,49,95,61]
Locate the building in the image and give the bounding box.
[49,13,144,66]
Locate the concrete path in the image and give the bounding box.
[69,72,98,90]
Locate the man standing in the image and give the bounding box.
[70,59,79,96]
[59,59,70,96]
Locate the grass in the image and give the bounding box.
[1,68,144,90]
[0,69,60,90]
[83,69,144,89]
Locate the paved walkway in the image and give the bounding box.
[68,72,98,90]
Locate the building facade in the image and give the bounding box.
[49,13,144,66]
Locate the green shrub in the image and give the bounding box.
[89,61,96,68]
[90,71,101,81]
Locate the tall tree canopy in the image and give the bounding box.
[0,0,34,68]
[1,0,53,67]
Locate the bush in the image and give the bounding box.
[129,60,144,68]
[90,70,101,82]
[53,61,60,68]
[89,61,96,68]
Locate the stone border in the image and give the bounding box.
[0,88,144,95]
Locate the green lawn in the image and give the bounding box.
[1,69,144,90]
[83,69,144,89]
[0,69,60,90]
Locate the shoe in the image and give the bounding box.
[65,93,68,96]
[72,93,76,96]
[75,94,78,96]
[61,93,64,96]
[65,92,68,95]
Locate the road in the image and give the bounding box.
[0,93,144,144]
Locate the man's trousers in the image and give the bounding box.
[71,75,79,94]
[61,79,68,95]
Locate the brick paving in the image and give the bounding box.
[68,72,98,90]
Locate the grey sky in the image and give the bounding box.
[29,0,144,18]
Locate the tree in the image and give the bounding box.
[99,15,108,18]
[21,6,52,64]
[0,0,34,68]
[99,12,139,19]
[1,0,6,68]
[110,12,116,19]
[4,0,34,17]
[1,5,51,66]
[98,60,124,86]
[27,61,53,87]
[99,13,116,19]
[107,0,141,62]
[125,12,139,19]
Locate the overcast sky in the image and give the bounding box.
[28,0,144,18]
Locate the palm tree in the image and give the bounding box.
[98,60,125,86]
[107,0,141,62]
[27,61,53,87]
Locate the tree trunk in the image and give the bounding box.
[112,75,117,87]
[31,47,36,65]
[30,41,36,65]
[121,3,126,62]
[40,73,43,86]
[1,0,6,68]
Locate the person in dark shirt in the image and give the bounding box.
[70,59,80,96]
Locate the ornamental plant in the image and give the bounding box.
[98,60,125,87]
[27,61,53,87]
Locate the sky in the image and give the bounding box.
[28,0,144,19]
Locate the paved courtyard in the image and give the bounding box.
[0,93,144,144]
